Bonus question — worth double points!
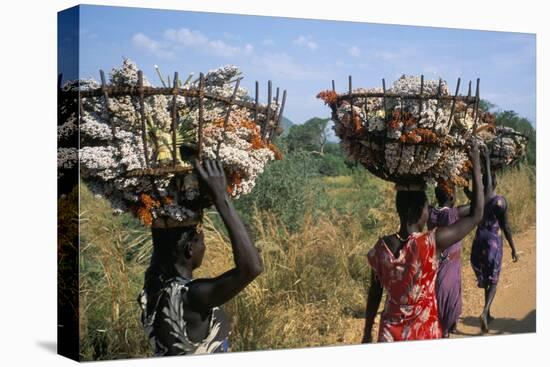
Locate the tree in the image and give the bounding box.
[286,117,330,154]
[478,99,496,113]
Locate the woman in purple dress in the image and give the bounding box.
[428,184,466,337]
[470,161,519,333]
[428,148,497,337]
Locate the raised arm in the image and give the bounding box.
[457,146,492,217]
[494,197,518,262]
[186,159,263,312]
[362,270,383,343]
[436,142,484,250]
[481,145,494,202]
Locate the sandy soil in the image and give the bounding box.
[452,226,536,337]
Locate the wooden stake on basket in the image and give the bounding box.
[418,75,424,122]
[272,90,287,143]
[332,80,336,92]
[448,77,461,128]
[396,86,406,175]
[349,75,354,123]
[472,78,480,131]
[434,78,443,130]
[216,78,241,158]
[263,80,272,139]
[197,72,205,162]
[100,70,116,138]
[382,78,388,123]
[462,80,472,125]
[138,70,150,168]
[171,72,179,167]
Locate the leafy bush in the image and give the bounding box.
[234,151,328,233]
[317,153,352,176]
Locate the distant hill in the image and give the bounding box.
[279,116,294,137]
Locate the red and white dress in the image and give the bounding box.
[367,230,442,342]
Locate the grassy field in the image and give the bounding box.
[77,164,535,360]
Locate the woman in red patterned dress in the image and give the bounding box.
[362,143,484,343]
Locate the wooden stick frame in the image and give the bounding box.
[66,69,287,177]
[329,75,481,183]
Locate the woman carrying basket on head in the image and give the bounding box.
[137,159,263,356]
[427,146,493,337]
[470,157,519,333]
[361,141,484,343]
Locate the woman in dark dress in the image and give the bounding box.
[470,164,519,333]
[138,159,263,356]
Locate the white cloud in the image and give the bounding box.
[293,35,319,51]
[207,39,240,58]
[164,28,208,47]
[162,28,253,58]
[131,33,175,60]
[133,29,254,60]
[348,46,361,57]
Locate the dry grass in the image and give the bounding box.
[77,165,535,359]
[79,185,151,360]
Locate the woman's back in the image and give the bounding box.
[367,231,441,341]
[477,195,505,234]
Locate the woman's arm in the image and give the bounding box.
[186,159,263,312]
[458,148,491,218]
[481,145,494,202]
[495,197,519,262]
[362,270,383,343]
[436,142,484,250]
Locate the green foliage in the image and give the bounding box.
[286,117,330,153]
[234,151,328,232]
[317,153,351,176]
[478,99,497,113]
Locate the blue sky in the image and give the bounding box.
[71,4,536,127]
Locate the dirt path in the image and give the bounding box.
[343,226,536,343]
[452,226,536,337]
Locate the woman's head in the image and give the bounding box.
[151,225,206,272]
[395,190,429,230]
[144,225,205,315]
[435,183,456,207]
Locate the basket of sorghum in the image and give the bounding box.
[58,59,286,226]
[317,75,528,188]
[476,125,528,170]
